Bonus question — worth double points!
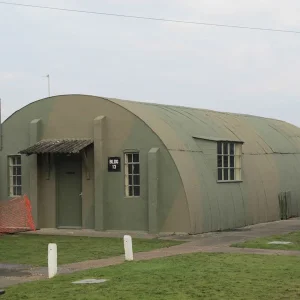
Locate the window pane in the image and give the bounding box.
[17,167,21,175]
[235,144,241,155]
[17,176,22,186]
[224,168,229,181]
[223,142,228,155]
[230,143,235,155]
[224,156,228,168]
[127,154,132,163]
[134,186,140,196]
[17,156,21,165]
[230,156,234,168]
[13,186,17,196]
[133,175,140,185]
[13,176,17,185]
[133,154,139,163]
[129,175,133,185]
[217,156,222,168]
[128,164,133,174]
[230,169,235,180]
[217,142,222,155]
[13,167,18,175]
[218,169,222,181]
[133,164,140,175]
[129,186,133,197]
[16,186,22,195]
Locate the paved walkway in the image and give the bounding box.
[1,218,300,288]
[24,228,157,239]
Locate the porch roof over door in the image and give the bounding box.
[19,138,93,156]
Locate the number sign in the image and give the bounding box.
[108,157,121,172]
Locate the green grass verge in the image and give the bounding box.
[4,253,300,300]
[232,231,300,251]
[0,234,182,266]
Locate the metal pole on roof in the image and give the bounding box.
[47,74,50,97]
[43,74,51,97]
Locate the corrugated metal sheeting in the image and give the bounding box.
[111,98,300,155]
[19,138,93,155]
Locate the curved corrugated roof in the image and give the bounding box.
[5,94,299,153]
[109,98,300,155]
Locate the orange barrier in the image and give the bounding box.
[0,195,36,234]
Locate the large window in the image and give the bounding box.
[124,152,140,197]
[217,142,242,182]
[8,155,22,196]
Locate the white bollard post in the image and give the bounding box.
[48,243,57,279]
[124,235,133,261]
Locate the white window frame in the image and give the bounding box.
[124,152,140,197]
[217,142,242,182]
[8,155,22,197]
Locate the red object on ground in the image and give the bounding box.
[0,195,36,234]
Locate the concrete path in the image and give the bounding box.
[24,228,156,239]
[1,218,300,288]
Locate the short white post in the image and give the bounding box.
[124,235,133,261]
[48,243,57,279]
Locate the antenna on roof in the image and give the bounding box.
[43,74,51,97]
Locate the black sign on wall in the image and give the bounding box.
[108,157,121,172]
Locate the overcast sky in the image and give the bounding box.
[1,0,300,125]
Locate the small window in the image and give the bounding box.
[124,152,140,197]
[8,155,22,196]
[217,142,242,182]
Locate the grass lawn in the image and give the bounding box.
[4,253,300,300]
[0,234,182,266]
[232,231,300,251]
